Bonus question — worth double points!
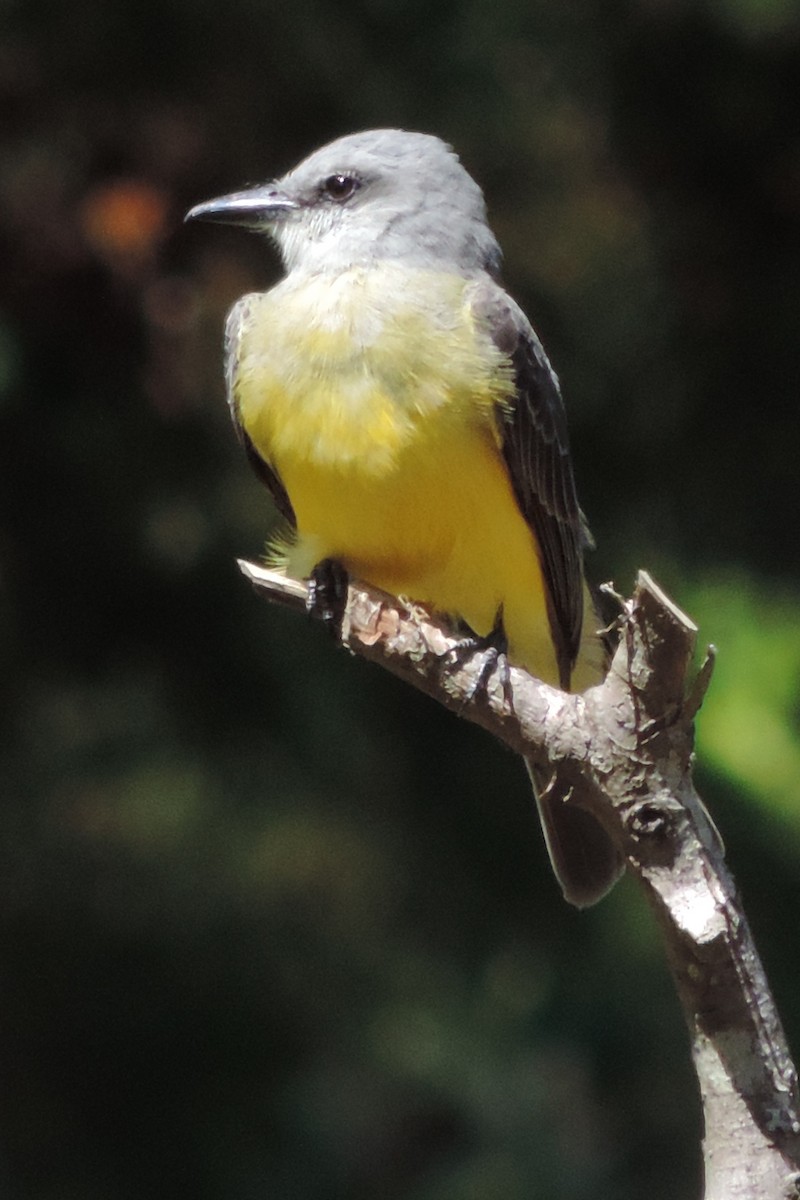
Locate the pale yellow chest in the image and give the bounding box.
[229,267,512,478]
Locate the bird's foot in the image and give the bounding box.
[443,620,512,711]
[307,558,349,637]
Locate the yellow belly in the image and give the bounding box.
[230,268,597,687]
[279,419,559,682]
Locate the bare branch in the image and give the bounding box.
[238,558,800,1199]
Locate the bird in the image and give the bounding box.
[186,129,623,906]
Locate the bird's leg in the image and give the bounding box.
[444,611,513,710]
[307,558,350,637]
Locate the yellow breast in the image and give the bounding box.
[232,266,512,475]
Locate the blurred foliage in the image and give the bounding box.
[691,576,800,841]
[0,0,799,1197]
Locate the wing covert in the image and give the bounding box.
[471,283,586,686]
[224,298,296,527]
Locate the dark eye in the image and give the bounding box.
[323,174,359,202]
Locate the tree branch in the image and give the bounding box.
[238,559,800,1199]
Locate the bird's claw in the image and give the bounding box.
[307,558,349,637]
[443,622,512,712]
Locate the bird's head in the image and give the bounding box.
[186,129,502,279]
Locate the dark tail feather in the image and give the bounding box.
[525,758,624,908]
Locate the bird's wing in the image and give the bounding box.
[224,298,296,527]
[470,281,587,687]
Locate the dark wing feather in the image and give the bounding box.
[471,283,585,687]
[224,298,296,527]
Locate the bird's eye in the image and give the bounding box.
[323,174,359,202]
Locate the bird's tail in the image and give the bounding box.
[522,580,625,907]
[525,760,624,909]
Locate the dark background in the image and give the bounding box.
[1,1,800,1196]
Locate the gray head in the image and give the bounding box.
[186,129,502,279]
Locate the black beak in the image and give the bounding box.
[185,184,298,229]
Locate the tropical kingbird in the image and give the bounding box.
[187,129,622,907]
